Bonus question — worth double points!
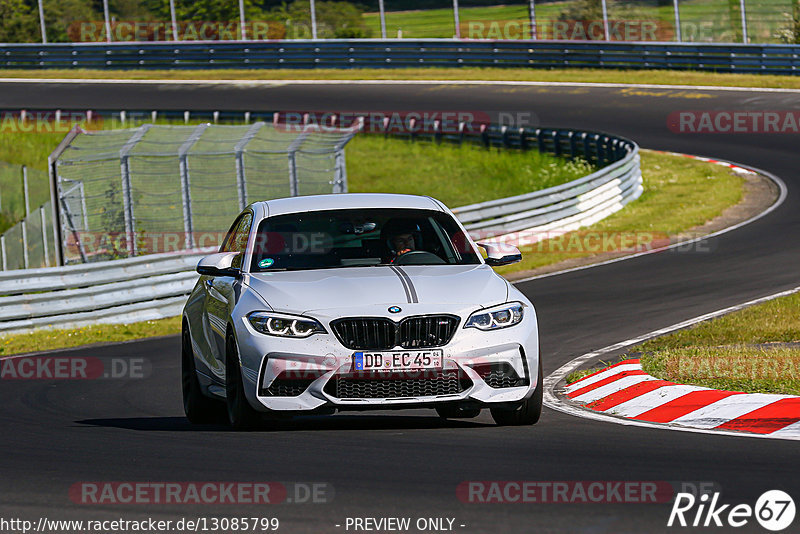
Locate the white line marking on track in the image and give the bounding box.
[3,78,800,94]
[543,285,800,441]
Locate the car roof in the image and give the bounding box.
[251,193,445,218]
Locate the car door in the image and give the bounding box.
[201,211,253,379]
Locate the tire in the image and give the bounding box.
[225,331,262,431]
[182,324,224,424]
[490,358,543,426]
[436,405,481,419]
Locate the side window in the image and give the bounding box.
[220,212,253,269]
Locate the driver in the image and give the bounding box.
[381,219,421,263]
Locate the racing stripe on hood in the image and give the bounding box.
[389,265,413,303]
[390,266,419,303]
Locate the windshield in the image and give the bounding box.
[250,208,481,272]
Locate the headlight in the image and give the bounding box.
[464,302,524,331]
[247,312,326,338]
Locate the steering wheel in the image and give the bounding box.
[392,250,446,265]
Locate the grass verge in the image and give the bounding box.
[0,317,181,356]
[1,67,800,90]
[346,135,594,207]
[494,149,744,277]
[567,292,800,395]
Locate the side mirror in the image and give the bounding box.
[197,252,242,278]
[477,242,522,267]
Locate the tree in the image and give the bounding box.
[41,0,100,42]
[0,0,37,43]
[275,0,372,39]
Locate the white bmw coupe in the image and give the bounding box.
[182,193,542,429]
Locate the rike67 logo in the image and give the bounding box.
[668,490,795,531]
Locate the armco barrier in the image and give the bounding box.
[1,40,800,74]
[0,116,640,333]
[0,251,208,333]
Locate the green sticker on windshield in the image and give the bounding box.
[259,258,274,269]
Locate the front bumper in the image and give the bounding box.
[234,308,539,412]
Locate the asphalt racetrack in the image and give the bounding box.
[1,80,799,533]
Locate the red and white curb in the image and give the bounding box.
[543,285,800,441]
[651,150,758,176]
[564,359,800,438]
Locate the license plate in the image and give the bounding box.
[353,350,443,371]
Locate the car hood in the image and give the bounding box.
[245,264,509,315]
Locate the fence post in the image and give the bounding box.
[21,220,28,269]
[552,131,561,157]
[22,165,30,216]
[178,124,209,250]
[40,206,49,266]
[20,165,30,269]
[568,131,577,158]
[169,0,179,41]
[310,0,318,39]
[330,118,362,194]
[528,0,537,40]
[739,0,748,44]
[673,0,682,42]
[287,126,314,197]
[119,124,152,257]
[239,0,247,40]
[48,126,83,266]
[378,0,387,39]
[333,151,347,194]
[102,0,112,42]
[37,0,47,43]
[453,0,461,39]
[519,128,528,150]
[234,121,265,210]
[0,235,5,271]
[600,0,610,41]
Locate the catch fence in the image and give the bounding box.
[49,121,360,265]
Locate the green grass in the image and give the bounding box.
[346,135,595,207]
[638,292,800,351]
[5,67,800,89]
[362,0,792,43]
[568,292,800,394]
[642,345,800,396]
[0,130,63,232]
[0,317,181,356]
[494,149,743,276]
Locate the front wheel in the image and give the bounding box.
[225,332,262,430]
[490,358,543,426]
[182,325,224,424]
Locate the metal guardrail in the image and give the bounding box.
[0,114,640,333]
[0,251,206,333]
[2,40,800,74]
